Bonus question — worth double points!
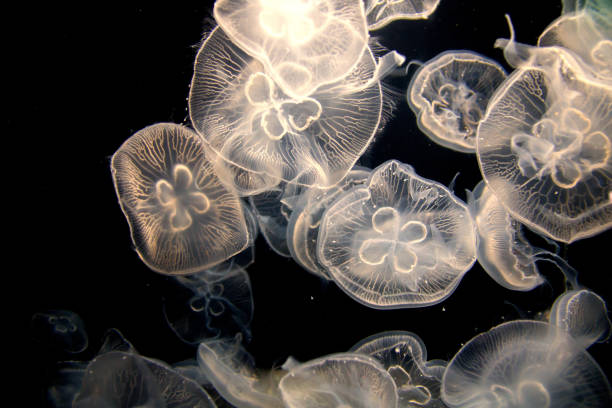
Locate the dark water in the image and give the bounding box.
[21,1,610,406]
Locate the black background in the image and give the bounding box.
[18,1,611,406]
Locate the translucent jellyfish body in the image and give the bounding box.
[467,181,545,291]
[111,123,250,274]
[317,160,477,308]
[278,353,398,408]
[31,310,88,353]
[364,0,441,31]
[286,166,371,279]
[549,289,611,349]
[477,44,612,243]
[189,27,382,188]
[350,331,447,407]
[408,51,507,153]
[213,0,368,98]
[441,320,612,408]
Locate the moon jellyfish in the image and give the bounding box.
[74,351,216,408]
[549,289,612,349]
[317,160,477,308]
[213,0,368,98]
[441,320,612,408]
[364,0,441,31]
[111,123,250,274]
[478,28,612,243]
[249,185,293,257]
[31,310,88,354]
[197,335,286,408]
[189,27,383,188]
[278,353,398,408]
[350,331,447,407]
[408,51,507,153]
[287,166,371,279]
[163,266,254,345]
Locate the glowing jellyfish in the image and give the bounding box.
[197,335,286,408]
[278,353,398,408]
[249,184,294,257]
[189,27,383,188]
[287,166,371,279]
[441,320,612,408]
[74,351,216,408]
[408,51,507,153]
[163,266,254,345]
[364,0,441,31]
[213,0,368,98]
[31,310,88,354]
[477,27,612,243]
[111,123,250,274]
[317,160,477,308]
[350,331,447,407]
[549,289,612,349]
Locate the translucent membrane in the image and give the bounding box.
[317,160,477,308]
[408,51,507,153]
[31,310,88,353]
[111,123,250,274]
[364,0,441,30]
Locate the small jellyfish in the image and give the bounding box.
[111,123,250,274]
[197,335,286,408]
[350,331,447,407]
[364,0,441,31]
[317,160,477,309]
[74,351,216,408]
[549,289,612,349]
[278,353,398,408]
[189,27,383,188]
[213,0,368,98]
[441,320,612,408]
[478,24,612,243]
[287,166,371,279]
[31,310,88,353]
[408,51,507,153]
[163,265,254,345]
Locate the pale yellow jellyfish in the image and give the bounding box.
[111,123,249,275]
[364,0,441,31]
[213,0,369,98]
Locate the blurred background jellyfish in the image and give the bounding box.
[197,334,286,408]
[278,352,398,408]
[163,265,254,345]
[317,160,477,308]
[549,289,612,349]
[111,123,250,274]
[31,310,88,354]
[441,320,612,408]
[364,0,441,30]
[213,0,369,98]
[189,27,384,188]
[408,51,507,153]
[350,331,447,407]
[477,30,612,243]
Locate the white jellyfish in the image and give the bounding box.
[477,22,612,243]
[189,27,384,188]
[364,0,441,31]
[317,160,477,308]
[408,51,507,153]
[213,0,369,98]
[441,320,612,408]
[111,123,250,275]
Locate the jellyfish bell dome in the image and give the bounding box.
[364,0,441,31]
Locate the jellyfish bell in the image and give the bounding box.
[111,123,250,275]
[213,0,369,98]
[317,160,477,309]
[350,331,447,407]
[441,320,612,408]
[408,51,507,153]
[31,310,88,354]
[477,20,612,243]
[189,26,386,189]
[364,0,441,31]
[278,352,399,408]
